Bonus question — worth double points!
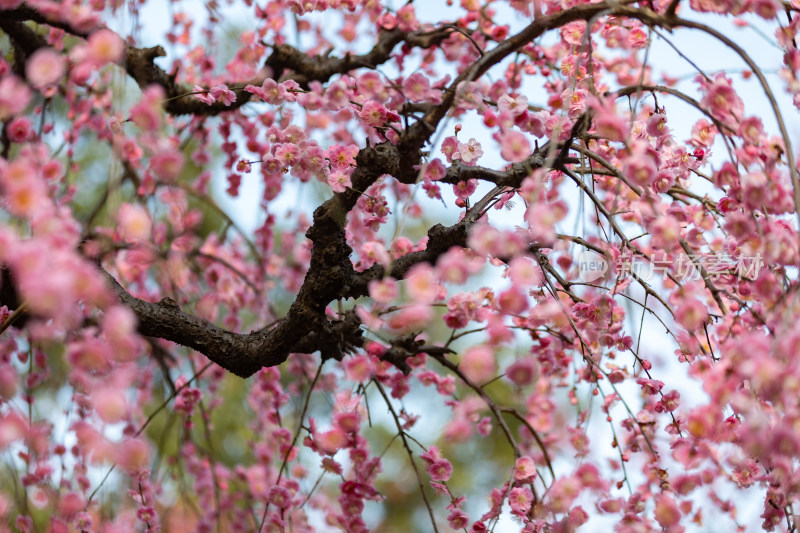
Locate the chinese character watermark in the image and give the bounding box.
[577,251,763,282]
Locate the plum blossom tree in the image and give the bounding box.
[0,0,799,530]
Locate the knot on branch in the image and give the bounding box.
[381,334,454,375]
[294,310,364,363]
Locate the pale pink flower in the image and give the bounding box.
[268,487,292,509]
[0,364,17,400]
[498,130,531,163]
[150,150,184,181]
[506,358,537,386]
[447,510,469,529]
[386,303,432,332]
[514,456,537,482]
[26,48,66,88]
[357,71,387,100]
[359,101,388,128]
[326,144,358,170]
[646,113,668,137]
[508,256,541,286]
[118,203,152,242]
[193,86,216,105]
[500,94,529,117]
[525,110,548,138]
[441,136,460,163]
[739,116,764,145]
[648,215,681,250]
[654,494,681,528]
[526,201,567,241]
[368,278,398,303]
[453,179,477,199]
[6,117,34,143]
[327,170,352,193]
[700,73,744,125]
[0,75,31,120]
[627,27,648,48]
[210,84,236,106]
[624,154,658,186]
[318,428,347,454]
[508,486,533,515]
[92,386,128,423]
[675,297,708,332]
[406,264,438,303]
[344,354,375,382]
[689,118,716,147]
[1,164,48,218]
[460,345,496,384]
[403,72,430,102]
[116,438,149,472]
[455,81,485,110]
[396,4,419,32]
[360,241,391,268]
[497,287,528,315]
[426,458,453,481]
[87,29,124,64]
[561,21,586,45]
[458,138,483,164]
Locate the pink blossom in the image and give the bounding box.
[689,118,716,147]
[327,170,352,193]
[675,297,708,332]
[453,179,478,199]
[508,256,541,286]
[193,86,216,105]
[628,27,649,48]
[498,130,531,162]
[359,101,389,127]
[360,241,391,268]
[509,486,533,515]
[26,48,66,88]
[447,509,469,529]
[406,264,438,303]
[87,29,125,64]
[6,117,34,143]
[514,456,537,482]
[118,203,152,242]
[646,113,668,137]
[624,154,658,186]
[268,486,292,509]
[318,428,347,454]
[456,81,485,110]
[648,215,681,250]
[441,135,460,163]
[458,138,483,164]
[460,345,496,384]
[526,201,567,241]
[151,149,184,181]
[344,354,375,382]
[210,84,236,106]
[0,75,31,120]
[403,73,431,102]
[386,303,432,332]
[498,94,528,117]
[700,73,744,125]
[326,144,359,169]
[396,4,419,32]
[654,494,681,528]
[506,358,537,386]
[594,113,628,141]
[426,458,453,481]
[368,278,398,303]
